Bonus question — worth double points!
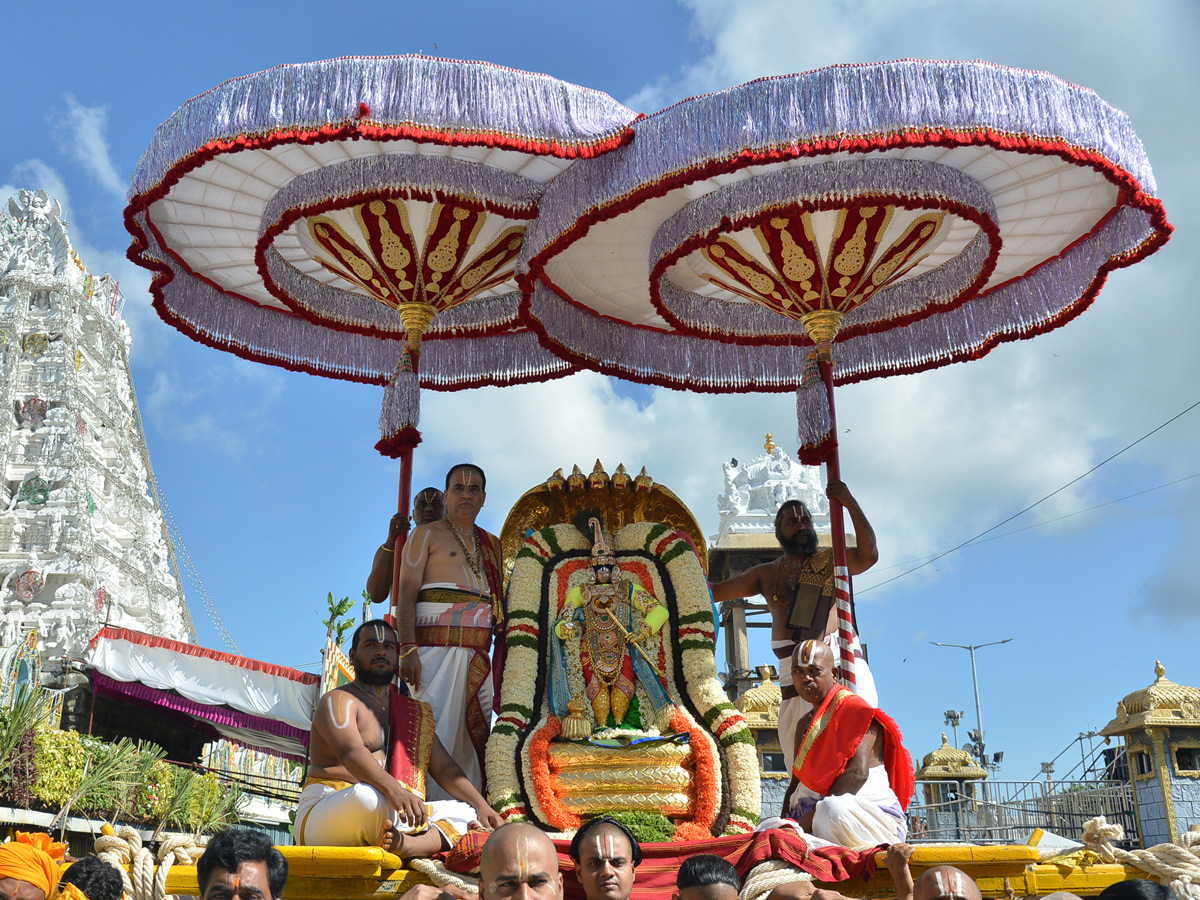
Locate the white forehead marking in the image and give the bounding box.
[798,640,820,667]
[373,624,386,642]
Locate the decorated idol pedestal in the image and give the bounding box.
[487,462,759,839]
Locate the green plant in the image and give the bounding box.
[0,683,51,776]
[31,727,91,808]
[592,810,676,844]
[51,736,143,825]
[324,592,356,650]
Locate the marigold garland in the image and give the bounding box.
[527,715,580,831]
[669,707,718,840]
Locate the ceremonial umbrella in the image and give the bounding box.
[124,55,638,603]
[516,60,1172,687]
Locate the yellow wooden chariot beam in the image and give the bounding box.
[149,844,1152,900]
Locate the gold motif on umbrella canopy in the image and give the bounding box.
[700,205,947,321]
[307,197,525,314]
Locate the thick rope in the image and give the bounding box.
[1083,816,1200,899]
[741,860,814,900]
[407,857,479,894]
[94,826,205,900]
[94,826,140,897]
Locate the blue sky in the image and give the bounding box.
[3,0,1198,788]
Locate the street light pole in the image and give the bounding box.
[931,639,1012,767]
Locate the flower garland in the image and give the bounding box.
[527,715,580,831]
[486,520,760,836]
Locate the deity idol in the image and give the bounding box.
[551,517,672,727]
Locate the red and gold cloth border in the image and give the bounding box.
[793,686,915,810]
[387,688,436,800]
[441,828,880,900]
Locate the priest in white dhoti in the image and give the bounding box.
[762,640,914,849]
[396,464,504,798]
[298,620,502,856]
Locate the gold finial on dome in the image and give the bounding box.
[917,733,988,780]
[1102,660,1200,736]
[765,433,776,452]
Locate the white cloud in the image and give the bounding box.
[52,95,124,198]
[143,361,285,460]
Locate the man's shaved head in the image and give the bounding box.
[480,823,562,900]
[913,866,981,900]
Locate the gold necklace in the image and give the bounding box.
[444,517,483,578]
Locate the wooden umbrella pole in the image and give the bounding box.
[802,308,857,691]
[818,355,857,690]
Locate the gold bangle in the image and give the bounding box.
[379,543,395,553]
[399,645,420,659]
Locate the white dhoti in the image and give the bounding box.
[776,634,877,771]
[413,584,493,800]
[760,767,905,849]
[295,780,478,848]
[785,765,906,849]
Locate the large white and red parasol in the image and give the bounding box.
[127,57,1170,687]
[125,55,639,603]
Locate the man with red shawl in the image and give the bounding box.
[780,640,914,849]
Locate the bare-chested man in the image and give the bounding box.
[296,620,502,857]
[366,488,446,604]
[710,481,878,769]
[397,464,503,796]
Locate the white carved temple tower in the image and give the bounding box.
[0,190,193,678]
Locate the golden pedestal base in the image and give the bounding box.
[547,739,695,816]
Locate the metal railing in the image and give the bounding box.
[907,779,1139,848]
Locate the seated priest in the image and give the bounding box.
[778,640,913,849]
[297,620,503,857]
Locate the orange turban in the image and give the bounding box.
[0,833,64,898]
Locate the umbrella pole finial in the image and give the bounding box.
[800,309,844,362]
[397,301,437,354]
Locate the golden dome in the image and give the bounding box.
[915,734,988,781]
[737,671,782,714]
[1102,661,1200,736]
[736,666,781,729]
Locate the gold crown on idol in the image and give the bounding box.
[588,516,617,568]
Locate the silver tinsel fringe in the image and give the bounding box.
[136,210,574,387]
[380,351,420,437]
[522,59,1158,268]
[528,203,1156,391]
[265,249,523,336]
[131,56,637,198]
[651,158,997,335]
[259,153,544,242]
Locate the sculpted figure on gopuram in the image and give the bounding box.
[552,516,671,728]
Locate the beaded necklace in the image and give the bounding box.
[444,517,483,578]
